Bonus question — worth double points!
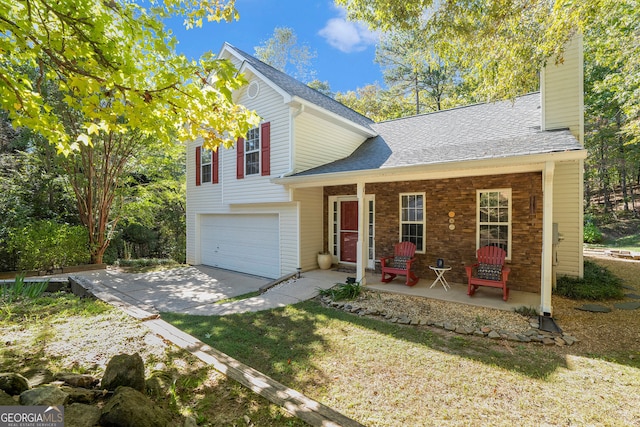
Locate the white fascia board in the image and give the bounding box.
[220,45,293,103]
[288,96,378,138]
[272,149,587,188]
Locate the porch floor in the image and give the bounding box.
[364,270,539,312]
[307,268,540,312]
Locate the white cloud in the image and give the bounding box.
[318,6,378,53]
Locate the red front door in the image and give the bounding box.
[340,200,358,263]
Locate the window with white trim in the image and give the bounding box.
[201,149,212,183]
[400,193,425,253]
[477,189,511,257]
[245,127,260,175]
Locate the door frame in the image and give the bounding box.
[328,195,375,268]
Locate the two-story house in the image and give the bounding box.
[186,38,586,316]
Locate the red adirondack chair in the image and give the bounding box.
[380,241,419,286]
[465,245,511,301]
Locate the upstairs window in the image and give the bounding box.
[477,189,511,258]
[236,122,270,179]
[245,127,260,176]
[195,146,218,186]
[201,149,212,183]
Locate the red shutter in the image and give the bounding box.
[195,146,201,186]
[236,137,244,179]
[212,148,219,184]
[261,122,270,176]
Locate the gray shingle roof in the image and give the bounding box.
[228,45,374,130]
[293,93,584,176]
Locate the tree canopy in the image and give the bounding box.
[336,0,639,141]
[254,27,317,83]
[0,0,259,155]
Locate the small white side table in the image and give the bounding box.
[429,266,451,291]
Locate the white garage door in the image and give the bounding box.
[200,214,280,278]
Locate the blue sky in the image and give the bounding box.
[165,0,385,93]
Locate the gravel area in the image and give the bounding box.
[346,290,533,334]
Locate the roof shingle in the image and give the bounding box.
[294,93,584,176]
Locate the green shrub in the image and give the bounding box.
[0,274,48,302]
[583,217,603,244]
[7,220,89,271]
[555,260,624,300]
[318,281,362,300]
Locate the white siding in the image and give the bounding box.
[553,159,584,277]
[294,187,324,271]
[222,73,292,204]
[294,113,367,173]
[541,36,584,144]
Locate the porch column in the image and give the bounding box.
[356,181,366,285]
[541,161,555,316]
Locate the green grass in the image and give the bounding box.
[0,292,304,426]
[162,301,640,426]
[556,260,624,300]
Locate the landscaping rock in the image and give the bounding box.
[56,373,98,388]
[0,389,16,405]
[23,368,55,388]
[65,403,102,427]
[487,331,501,339]
[101,353,146,392]
[625,293,640,299]
[19,385,68,406]
[146,372,174,398]
[613,302,640,310]
[61,386,101,404]
[0,372,30,395]
[100,386,172,427]
[575,304,612,313]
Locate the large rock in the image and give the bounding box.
[99,386,172,427]
[65,403,102,427]
[19,385,68,406]
[56,373,98,389]
[23,368,55,388]
[0,389,16,405]
[101,353,145,392]
[0,372,30,395]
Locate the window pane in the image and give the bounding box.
[478,190,510,254]
[201,164,211,183]
[246,152,259,175]
[201,149,212,164]
[245,127,260,175]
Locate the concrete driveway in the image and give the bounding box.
[63,266,347,315]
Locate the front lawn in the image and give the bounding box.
[163,297,640,426]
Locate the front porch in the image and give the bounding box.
[314,268,540,313]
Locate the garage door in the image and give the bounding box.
[200,214,280,278]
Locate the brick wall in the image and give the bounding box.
[324,173,543,293]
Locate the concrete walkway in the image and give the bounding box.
[61,266,348,315]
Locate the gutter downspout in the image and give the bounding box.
[540,161,555,316]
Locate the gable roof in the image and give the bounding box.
[292,93,585,177]
[223,43,375,130]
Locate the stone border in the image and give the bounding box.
[320,297,580,347]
